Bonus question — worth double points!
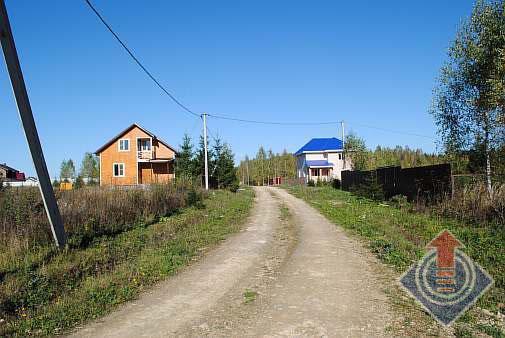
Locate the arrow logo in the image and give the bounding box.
[400,229,493,326]
[427,230,463,293]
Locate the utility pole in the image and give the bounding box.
[246,158,250,186]
[0,0,67,247]
[341,121,346,169]
[202,113,209,190]
[341,121,345,148]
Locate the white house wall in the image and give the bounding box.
[296,151,350,182]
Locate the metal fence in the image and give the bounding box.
[341,163,452,201]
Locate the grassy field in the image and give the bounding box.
[285,185,504,337]
[0,188,254,336]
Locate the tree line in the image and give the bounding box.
[57,152,99,188]
[344,133,444,171]
[238,140,445,186]
[237,147,298,186]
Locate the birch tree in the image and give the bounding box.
[431,0,505,192]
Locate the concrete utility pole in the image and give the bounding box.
[202,113,209,190]
[0,0,67,247]
[341,121,346,169]
[246,158,250,186]
[341,121,345,148]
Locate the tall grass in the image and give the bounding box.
[435,183,505,226]
[0,184,201,253]
[286,185,505,336]
[0,188,254,336]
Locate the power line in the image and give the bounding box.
[185,117,201,138]
[84,0,199,118]
[208,113,341,126]
[83,0,434,141]
[350,123,435,139]
[208,113,435,139]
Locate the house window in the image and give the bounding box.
[119,139,130,151]
[321,168,329,176]
[311,168,319,176]
[323,153,328,159]
[113,163,125,177]
[138,139,151,151]
[338,153,342,160]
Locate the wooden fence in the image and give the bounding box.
[341,163,452,201]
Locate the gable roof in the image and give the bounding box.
[295,137,343,155]
[94,123,177,155]
[0,163,19,172]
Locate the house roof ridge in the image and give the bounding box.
[295,137,343,155]
[94,123,178,154]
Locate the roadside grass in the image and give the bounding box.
[243,289,258,304]
[279,204,291,221]
[285,185,504,336]
[0,188,254,336]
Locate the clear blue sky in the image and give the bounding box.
[1,0,474,178]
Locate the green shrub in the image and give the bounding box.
[331,178,341,189]
[389,195,408,209]
[228,181,240,193]
[349,178,384,201]
[73,176,84,190]
[185,188,204,208]
[307,180,315,187]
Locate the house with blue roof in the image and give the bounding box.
[295,137,351,183]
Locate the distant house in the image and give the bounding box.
[0,163,26,182]
[295,137,351,183]
[94,123,177,186]
[4,177,38,187]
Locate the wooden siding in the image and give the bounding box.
[138,162,174,184]
[98,126,175,186]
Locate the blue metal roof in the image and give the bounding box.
[305,160,334,167]
[295,137,343,155]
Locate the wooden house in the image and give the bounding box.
[95,123,177,186]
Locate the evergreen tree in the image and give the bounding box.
[175,134,194,180]
[74,176,84,189]
[193,135,213,185]
[211,136,223,180]
[215,143,237,188]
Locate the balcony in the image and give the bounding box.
[137,150,153,161]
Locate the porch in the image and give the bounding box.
[306,160,333,182]
[137,160,174,184]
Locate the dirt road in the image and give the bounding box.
[73,187,393,337]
